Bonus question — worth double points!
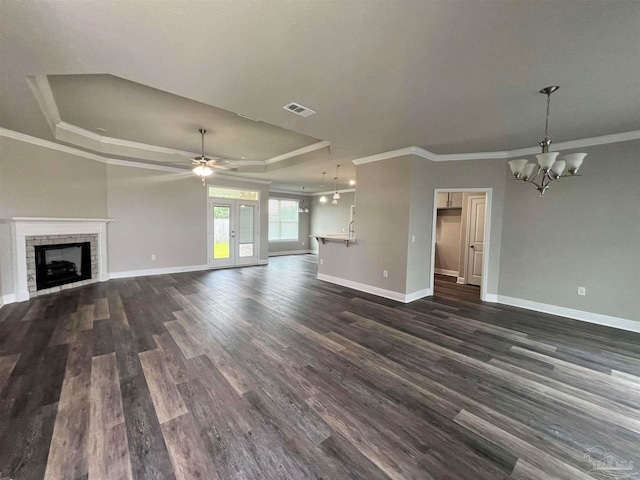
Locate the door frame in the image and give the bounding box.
[430,188,493,302]
[207,197,260,269]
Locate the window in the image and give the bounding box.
[208,187,259,200]
[269,198,299,241]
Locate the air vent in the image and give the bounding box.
[283,102,316,117]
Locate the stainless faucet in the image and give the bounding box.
[348,220,355,238]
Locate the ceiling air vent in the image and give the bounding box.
[283,102,316,118]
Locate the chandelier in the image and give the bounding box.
[508,86,586,196]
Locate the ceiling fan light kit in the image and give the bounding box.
[508,86,586,196]
[187,128,236,185]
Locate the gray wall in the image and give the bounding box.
[499,141,640,322]
[318,142,639,324]
[0,136,108,218]
[106,165,208,273]
[0,136,109,297]
[406,157,506,295]
[317,157,413,294]
[2,133,638,324]
[0,136,271,296]
[309,191,356,252]
[107,165,270,273]
[268,192,311,254]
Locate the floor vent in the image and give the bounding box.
[283,102,316,117]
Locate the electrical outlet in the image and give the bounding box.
[151,254,156,261]
[302,241,305,246]
[577,286,586,296]
[383,270,388,278]
[320,258,324,265]
[411,235,416,243]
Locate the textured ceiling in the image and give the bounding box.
[1,1,639,191]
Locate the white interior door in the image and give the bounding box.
[466,195,486,286]
[208,198,259,268]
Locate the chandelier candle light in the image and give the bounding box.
[508,86,586,196]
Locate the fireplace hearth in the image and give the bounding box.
[35,242,92,290]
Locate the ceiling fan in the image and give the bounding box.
[174,128,238,183]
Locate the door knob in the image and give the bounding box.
[470,245,474,248]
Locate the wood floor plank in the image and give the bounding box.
[88,352,133,480]
[161,413,220,480]
[2,256,639,479]
[93,297,110,320]
[0,354,20,392]
[43,371,90,480]
[454,409,594,480]
[139,349,188,424]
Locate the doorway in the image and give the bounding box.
[430,189,491,301]
[207,198,259,268]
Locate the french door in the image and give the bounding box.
[207,198,259,268]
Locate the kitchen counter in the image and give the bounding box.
[311,233,356,247]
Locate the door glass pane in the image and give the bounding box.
[238,205,254,258]
[213,205,230,259]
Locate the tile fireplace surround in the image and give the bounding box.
[2,217,113,302]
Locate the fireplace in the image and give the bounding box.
[35,242,92,290]
[2,217,113,302]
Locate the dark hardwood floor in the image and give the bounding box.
[1,255,639,479]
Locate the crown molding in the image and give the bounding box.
[353,131,640,165]
[211,174,272,185]
[264,140,331,165]
[27,75,325,169]
[0,127,271,184]
[269,188,309,196]
[309,188,356,196]
[25,75,62,133]
[352,146,432,165]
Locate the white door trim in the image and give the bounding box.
[430,188,493,302]
[207,198,260,268]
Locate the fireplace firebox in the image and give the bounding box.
[34,242,92,290]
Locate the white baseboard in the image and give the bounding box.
[405,288,432,303]
[317,273,431,303]
[456,277,465,284]
[497,295,640,334]
[484,293,498,302]
[434,268,459,277]
[1,293,17,307]
[269,250,313,257]
[110,264,210,279]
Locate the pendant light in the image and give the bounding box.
[333,164,341,202]
[319,172,328,203]
[298,187,310,213]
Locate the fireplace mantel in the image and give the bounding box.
[2,217,114,302]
